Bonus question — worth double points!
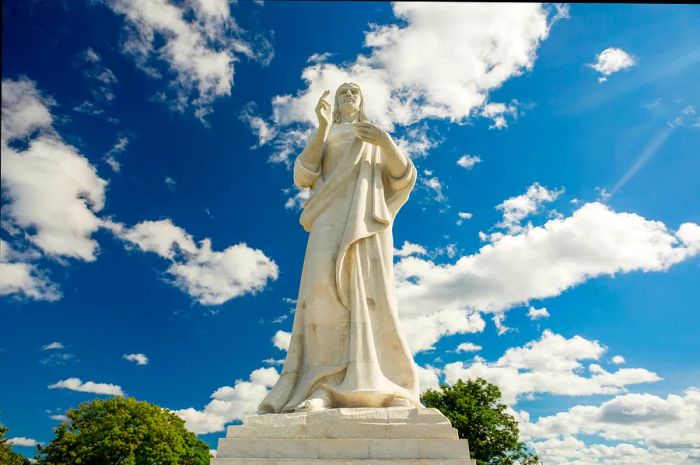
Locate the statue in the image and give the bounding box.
[258,83,420,414]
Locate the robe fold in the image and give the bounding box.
[258,123,419,413]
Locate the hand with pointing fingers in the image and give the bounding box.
[315,90,332,130]
[354,121,390,148]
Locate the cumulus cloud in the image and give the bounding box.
[0,240,60,301]
[394,241,428,258]
[107,0,273,120]
[110,219,278,305]
[456,154,481,170]
[272,330,291,351]
[251,3,562,163]
[444,330,661,404]
[174,367,279,434]
[456,211,473,226]
[455,342,482,353]
[611,355,626,365]
[49,377,125,396]
[8,436,43,447]
[527,305,550,320]
[589,47,636,83]
[417,364,441,392]
[123,353,149,365]
[1,78,107,301]
[395,202,700,352]
[492,182,562,237]
[480,101,518,129]
[528,435,698,465]
[2,78,107,261]
[522,388,700,463]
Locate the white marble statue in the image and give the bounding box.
[258,83,420,414]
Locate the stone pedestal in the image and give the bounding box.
[211,407,477,464]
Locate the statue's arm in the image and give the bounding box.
[354,122,411,179]
[294,91,333,188]
[294,128,328,188]
[299,125,329,172]
[379,134,410,179]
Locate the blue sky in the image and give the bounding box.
[2,2,699,462]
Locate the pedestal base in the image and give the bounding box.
[211,407,476,464]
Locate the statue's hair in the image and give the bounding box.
[333,82,369,123]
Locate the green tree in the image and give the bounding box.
[1,425,32,465]
[421,378,540,465]
[35,397,211,465]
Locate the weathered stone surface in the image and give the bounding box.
[212,407,476,464]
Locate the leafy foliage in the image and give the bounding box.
[35,397,211,465]
[0,425,32,465]
[421,378,540,465]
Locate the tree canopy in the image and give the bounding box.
[35,397,211,465]
[421,378,540,465]
[0,425,32,465]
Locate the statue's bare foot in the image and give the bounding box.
[388,397,412,408]
[295,389,331,412]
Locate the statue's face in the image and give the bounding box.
[336,84,362,114]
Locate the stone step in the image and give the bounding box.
[216,438,471,460]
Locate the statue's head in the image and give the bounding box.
[333,82,369,123]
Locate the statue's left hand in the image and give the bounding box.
[354,122,390,148]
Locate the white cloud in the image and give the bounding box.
[527,305,550,320]
[283,185,310,211]
[107,0,272,120]
[123,353,149,365]
[49,414,69,422]
[395,202,700,350]
[174,366,279,434]
[455,342,482,353]
[611,355,626,365]
[272,330,290,351]
[444,330,661,404]
[1,78,53,141]
[254,3,562,163]
[589,47,636,83]
[402,308,485,355]
[480,102,518,129]
[111,219,278,305]
[394,241,428,258]
[74,47,118,115]
[493,183,562,236]
[528,435,698,465]
[421,175,445,202]
[456,154,481,170]
[105,135,130,172]
[8,436,43,447]
[456,211,473,226]
[41,341,65,350]
[49,377,125,396]
[522,388,700,462]
[394,126,441,159]
[0,247,60,302]
[2,78,107,262]
[417,364,441,392]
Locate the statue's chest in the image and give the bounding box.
[323,125,358,177]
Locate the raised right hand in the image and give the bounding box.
[315,90,332,129]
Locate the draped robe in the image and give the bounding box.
[258,123,419,414]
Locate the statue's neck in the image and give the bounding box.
[339,111,359,124]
